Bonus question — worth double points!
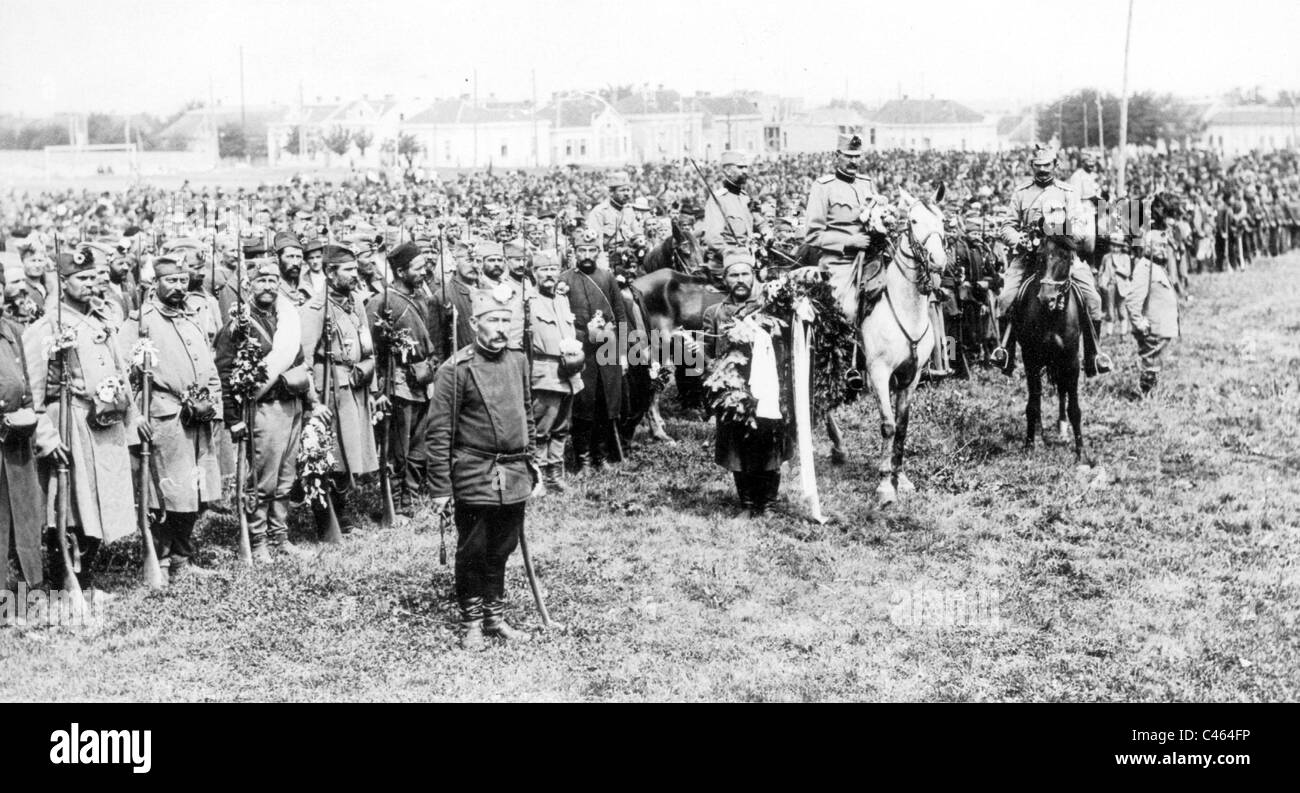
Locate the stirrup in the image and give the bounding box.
[990,347,1008,367]
[1093,352,1113,374]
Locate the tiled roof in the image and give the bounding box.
[870,99,984,125]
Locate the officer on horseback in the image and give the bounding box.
[801,133,892,309]
[993,144,1111,375]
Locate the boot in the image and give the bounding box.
[252,543,272,564]
[333,491,362,535]
[459,597,486,650]
[1091,320,1113,374]
[569,419,591,474]
[484,598,532,642]
[991,318,1016,375]
[168,556,216,581]
[396,487,414,518]
[544,464,569,494]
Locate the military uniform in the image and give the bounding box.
[1114,248,1179,394]
[560,262,626,471]
[526,276,582,487]
[300,268,379,533]
[119,293,223,575]
[367,277,437,510]
[585,200,643,254]
[803,161,883,309]
[0,318,60,588]
[25,290,140,591]
[703,184,763,264]
[426,335,537,646]
[214,293,312,554]
[997,178,1102,322]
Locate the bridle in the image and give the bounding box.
[878,199,947,363]
[887,200,946,296]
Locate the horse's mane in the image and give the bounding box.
[1035,235,1077,275]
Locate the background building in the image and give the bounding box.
[1203,105,1300,154]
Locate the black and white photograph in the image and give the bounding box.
[0,0,1296,721]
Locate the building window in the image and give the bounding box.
[565,141,573,157]
[580,141,587,156]
[869,128,876,145]
[443,141,451,162]
[500,143,508,157]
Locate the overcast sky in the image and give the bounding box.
[1,0,1296,116]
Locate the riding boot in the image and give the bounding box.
[484,598,532,642]
[991,318,1016,375]
[459,597,486,650]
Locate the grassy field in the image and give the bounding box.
[3,253,1297,702]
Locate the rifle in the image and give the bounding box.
[51,234,85,609]
[517,291,554,629]
[232,210,253,565]
[437,228,453,565]
[686,155,748,251]
[376,229,397,528]
[317,224,344,544]
[135,324,164,588]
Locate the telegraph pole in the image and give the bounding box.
[239,45,247,139]
[1117,0,1134,196]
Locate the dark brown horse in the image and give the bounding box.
[640,218,704,275]
[1014,235,1086,460]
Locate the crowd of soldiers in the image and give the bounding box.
[1,140,1297,645]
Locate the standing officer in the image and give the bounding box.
[426,284,538,650]
[703,150,767,282]
[526,251,582,494]
[561,229,627,472]
[214,259,314,561]
[119,256,223,580]
[994,144,1110,375]
[299,244,379,535]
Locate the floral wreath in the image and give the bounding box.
[702,275,859,432]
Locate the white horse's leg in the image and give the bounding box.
[868,362,897,506]
[891,381,918,494]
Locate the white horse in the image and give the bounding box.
[828,185,950,505]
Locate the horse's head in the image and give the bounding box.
[895,184,948,293]
[1034,235,1077,310]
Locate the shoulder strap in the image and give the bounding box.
[579,270,617,318]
